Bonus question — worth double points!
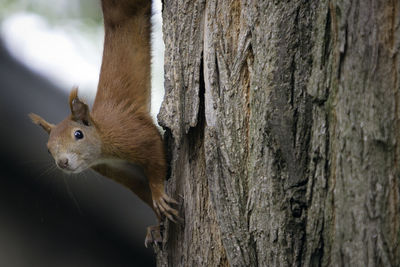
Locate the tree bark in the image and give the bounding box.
[156,0,400,266]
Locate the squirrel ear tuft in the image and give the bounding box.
[69,86,91,126]
[29,113,54,134]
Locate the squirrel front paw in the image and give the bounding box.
[145,225,162,248]
[152,192,182,223]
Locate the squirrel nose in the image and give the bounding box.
[57,158,69,169]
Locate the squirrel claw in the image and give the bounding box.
[153,193,183,224]
[145,225,162,248]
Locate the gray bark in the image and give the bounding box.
[156,0,400,266]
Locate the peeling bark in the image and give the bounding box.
[156,0,400,266]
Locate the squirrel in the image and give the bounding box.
[29,0,181,247]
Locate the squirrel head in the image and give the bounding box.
[29,87,102,173]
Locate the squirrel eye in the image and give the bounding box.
[74,130,84,140]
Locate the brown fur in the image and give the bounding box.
[29,0,180,247]
[29,113,54,133]
[91,0,165,211]
[94,0,151,114]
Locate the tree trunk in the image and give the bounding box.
[156,0,400,266]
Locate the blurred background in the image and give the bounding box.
[0,0,165,266]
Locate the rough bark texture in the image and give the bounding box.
[156,0,400,266]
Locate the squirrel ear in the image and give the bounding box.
[69,87,91,126]
[29,113,54,134]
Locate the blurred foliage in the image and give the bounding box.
[0,0,102,26]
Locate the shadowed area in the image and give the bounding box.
[0,39,156,267]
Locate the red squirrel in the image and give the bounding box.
[29,0,180,247]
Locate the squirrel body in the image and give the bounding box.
[29,0,179,247]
